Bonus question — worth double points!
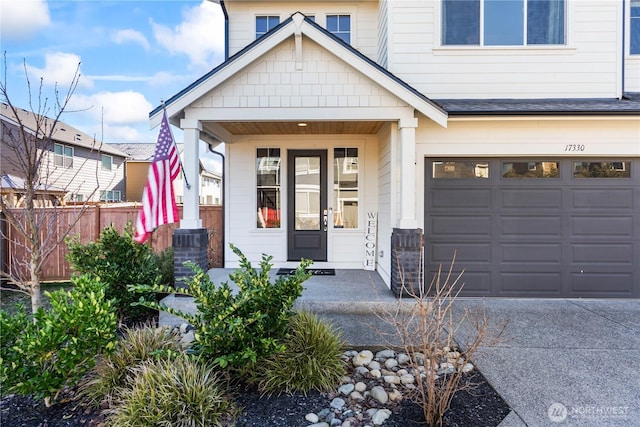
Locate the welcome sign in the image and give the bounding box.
[364,212,377,270]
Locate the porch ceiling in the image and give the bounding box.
[205,120,385,135]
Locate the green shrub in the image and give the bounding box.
[157,247,175,287]
[66,224,159,320]
[131,244,312,368]
[0,304,31,392]
[80,325,183,406]
[251,311,346,395]
[0,275,118,405]
[106,356,237,427]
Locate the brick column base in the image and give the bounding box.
[390,228,424,298]
[173,228,208,291]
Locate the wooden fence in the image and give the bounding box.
[1,204,223,282]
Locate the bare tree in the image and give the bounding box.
[0,54,101,316]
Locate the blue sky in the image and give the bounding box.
[1,0,226,169]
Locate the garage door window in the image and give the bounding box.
[503,161,559,178]
[573,161,631,178]
[432,160,490,178]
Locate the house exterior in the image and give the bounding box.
[1,103,127,206]
[112,143,222,205]
[154,0,640,298]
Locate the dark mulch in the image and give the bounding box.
[1,371,510,427]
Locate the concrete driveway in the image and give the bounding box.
[452,299,640,427]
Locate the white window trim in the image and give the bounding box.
[436,0,571,49]
[255,15,280,39]
[54,143,74,169]
[326,13,352,44]
[101,154,113,171]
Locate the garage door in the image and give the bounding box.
[425,159,640,298]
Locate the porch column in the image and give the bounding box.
[173,120,207,289]
[180,120,202,229]
[398,117,418,229]
[391,117,423,297]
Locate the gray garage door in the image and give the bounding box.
[425,159,640,298]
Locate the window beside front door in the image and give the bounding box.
[442,0,565,46]
[256,15,280,38]
[333,148,359,228]
[257,148,281,228]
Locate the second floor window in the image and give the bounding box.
[327,14,351,44]
[442,0,565,46]
[54,143,73,168]
[632,0,640,54]
[256,15,279,38]
[101,154,112,171]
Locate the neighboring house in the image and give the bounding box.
[153,0,640,298]
[0,174,67,208]
[1,103,127,205]
[112,143,222,205]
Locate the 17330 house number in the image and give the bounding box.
[564,144,586,152]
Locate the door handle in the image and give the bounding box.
[323,215,328,231]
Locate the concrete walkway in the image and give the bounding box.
[161,269,640,427]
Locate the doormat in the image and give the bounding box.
[277,268,336,276]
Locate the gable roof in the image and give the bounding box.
[0,103,127,157]
[111,143,185,161]
[151,12,447,128]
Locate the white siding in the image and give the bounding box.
[225,1,379,62]
[377,0,389,68]
[386,0,624,99]
[225,135,378,268]
[45,145,125,203]
[375,122,393,285]
[190,39,408,111]
[626,57,640,92]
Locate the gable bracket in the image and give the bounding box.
[293,13,304,70]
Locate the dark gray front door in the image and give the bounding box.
[288,150,327,261]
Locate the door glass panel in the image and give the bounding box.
[503,161,559,178]
[295,156,320,230]
[432,160,490,178]
[573,161,631,178]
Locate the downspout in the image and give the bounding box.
[208,145,225,265]
[621,0,626,99]
[220,0,229,60]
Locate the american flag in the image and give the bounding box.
[134,111,181,244]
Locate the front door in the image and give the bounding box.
[288,150,327,261]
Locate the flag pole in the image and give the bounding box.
[162,100,191,190]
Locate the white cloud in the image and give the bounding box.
[112,29,150,51]
[70,91,153,125]
[151,1,225,71]
[25,52,93,89]
[103,125,151,143]
[0,0,50,40]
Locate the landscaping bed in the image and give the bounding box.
[1,361,509,427]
